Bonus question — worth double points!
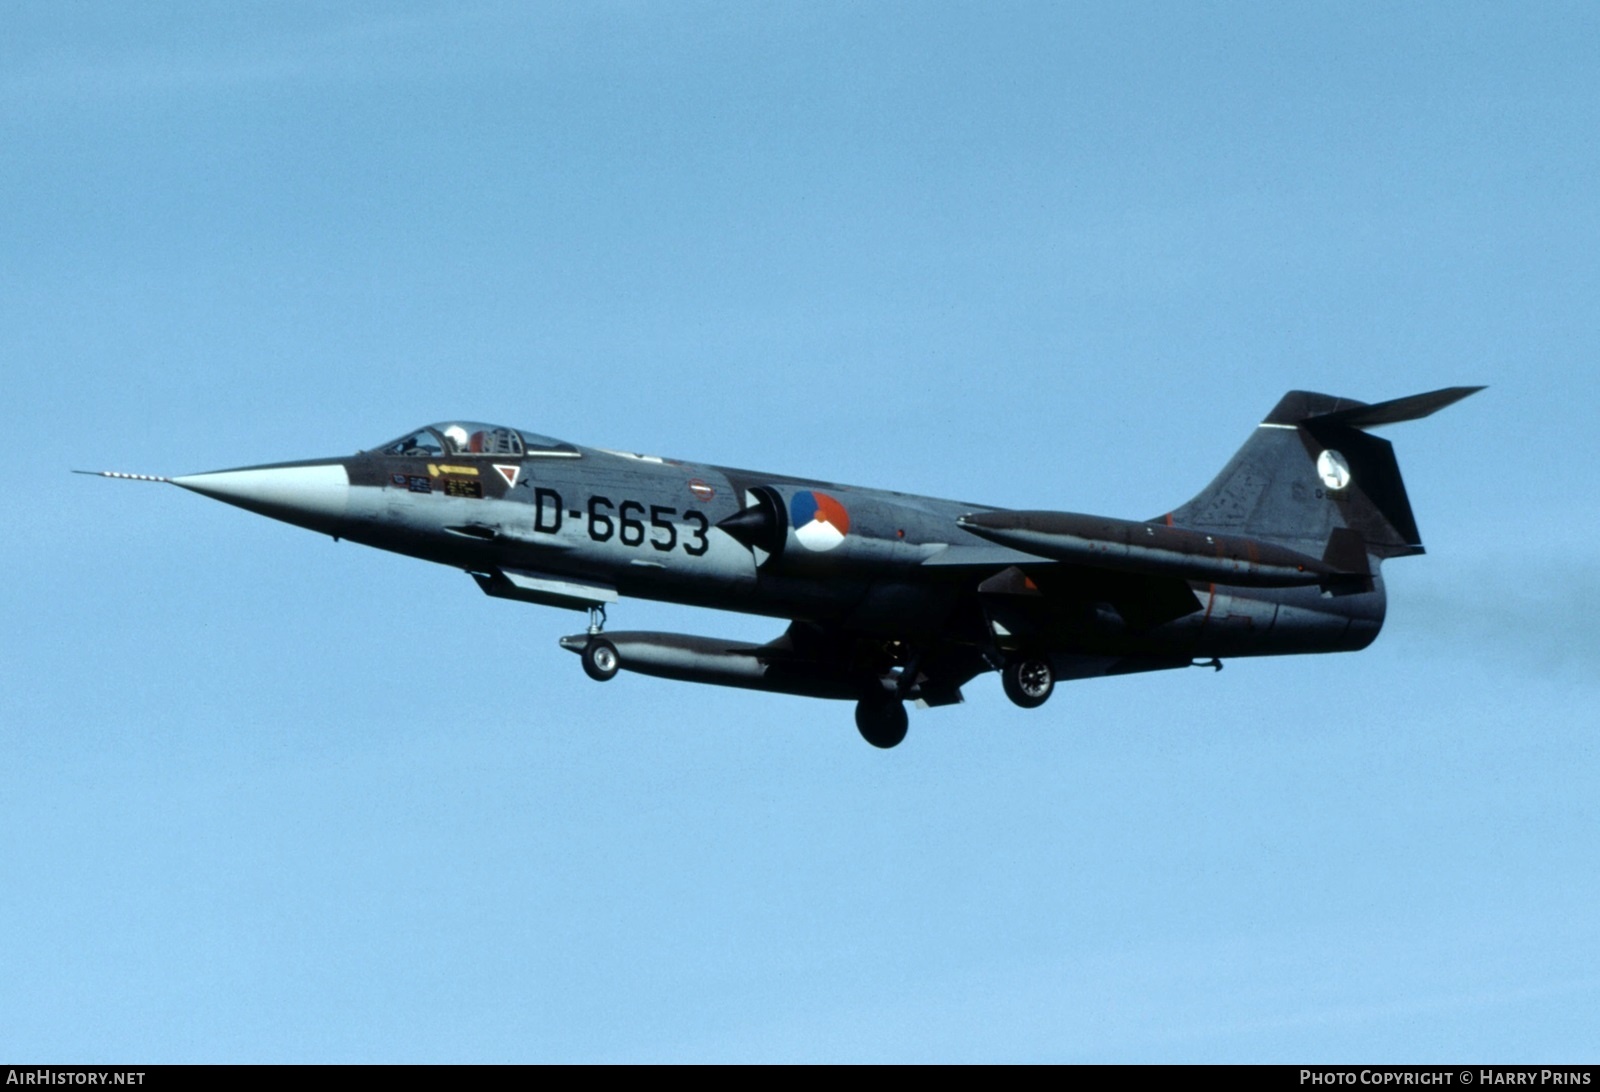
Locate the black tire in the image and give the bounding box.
[854,698,909,749]
[582,637,620,682]
[1002,656,1054,709]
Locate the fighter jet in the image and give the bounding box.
[86,386,1480,748]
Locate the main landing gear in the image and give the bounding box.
[854,696,909,749]
[1001,654,1055,709]
[853,641,925,748]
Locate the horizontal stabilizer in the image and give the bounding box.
[1304,386,1485,429]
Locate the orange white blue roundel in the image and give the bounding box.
[791,490,851,552]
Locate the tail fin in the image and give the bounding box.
[1167,386,1483,561]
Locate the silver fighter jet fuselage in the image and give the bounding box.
[92,388,1480,748]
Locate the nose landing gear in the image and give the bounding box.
[581,636,620,682]
[578,604,618,681]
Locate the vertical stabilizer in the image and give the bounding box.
[1167,387,1482,560]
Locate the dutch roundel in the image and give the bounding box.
[791,490,851,552]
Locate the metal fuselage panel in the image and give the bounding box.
[1148,579,1384,657]
[255,440,1384,661]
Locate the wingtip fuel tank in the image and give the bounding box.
[956,510,1359,589]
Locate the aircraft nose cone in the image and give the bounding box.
[172,462,351,532]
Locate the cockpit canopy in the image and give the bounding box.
[371,422,577,459]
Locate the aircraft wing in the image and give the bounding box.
[918,541,1052,567]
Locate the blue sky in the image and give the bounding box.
[3,3,1596,1062]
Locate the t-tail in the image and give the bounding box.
[1167,386,1484,579]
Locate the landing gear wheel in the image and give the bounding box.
[582,637,620,682]
[1002,656,1054,709]
[854,698,909,749]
